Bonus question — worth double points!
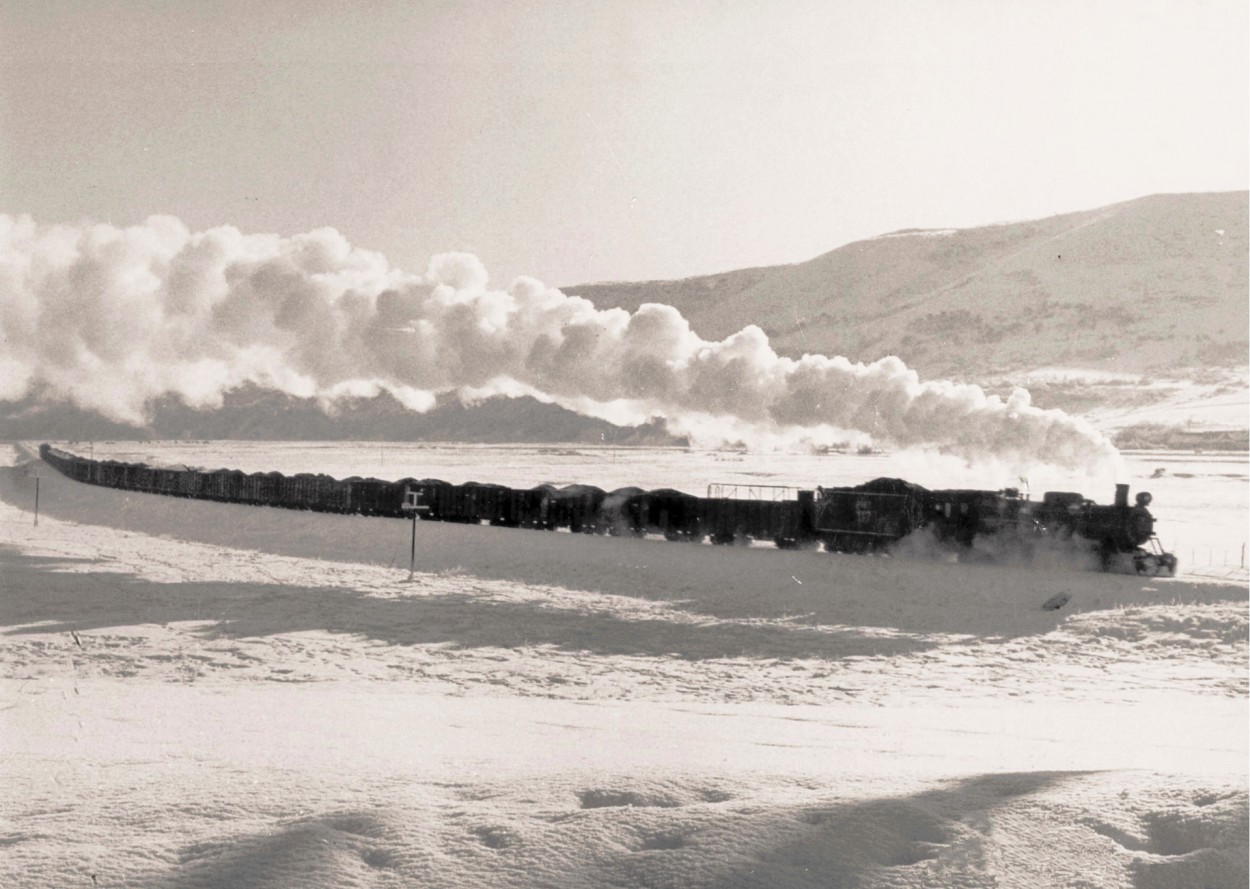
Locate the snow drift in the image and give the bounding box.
[1,450,1246,889]
[0,214,1119,472]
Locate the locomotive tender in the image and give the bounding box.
[37,444,1177,575]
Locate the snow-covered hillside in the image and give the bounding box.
[1,449,1246,887]
[567,192,1250,381]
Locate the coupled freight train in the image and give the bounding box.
[37,444,1178,575]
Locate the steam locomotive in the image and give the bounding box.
[37,444,1178,575]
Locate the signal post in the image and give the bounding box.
[401,485,429,581]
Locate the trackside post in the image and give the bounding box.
[401,485,429,581]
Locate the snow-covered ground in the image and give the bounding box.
[1,444,1246,888]
[999,368,1249,435]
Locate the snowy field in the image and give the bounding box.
[1,442,1247,888]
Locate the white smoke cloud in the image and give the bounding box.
[0,214,1121,473]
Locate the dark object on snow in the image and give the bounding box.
[35,444,1177,576]
[1041,592,1072,611]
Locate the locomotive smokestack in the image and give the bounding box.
[1115,483,1129,508]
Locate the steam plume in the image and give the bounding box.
[0,214,1120,472]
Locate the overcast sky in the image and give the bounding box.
[2,0,1246,287]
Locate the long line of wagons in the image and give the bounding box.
[38,444,1177,575]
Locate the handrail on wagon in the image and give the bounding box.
[706,483,799,500]
[820,527,906,538]
[816,489,916,501]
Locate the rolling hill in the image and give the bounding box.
[565,191,1248,379]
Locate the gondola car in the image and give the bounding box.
[35,444,1177,575]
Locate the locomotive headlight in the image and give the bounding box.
[1136,492,1153,507]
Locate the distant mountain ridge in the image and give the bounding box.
[0,386,684,445]
[565,191,1248,379]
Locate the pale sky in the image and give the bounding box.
[2,0,1246,287]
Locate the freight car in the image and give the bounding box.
[36,444,1177,575]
